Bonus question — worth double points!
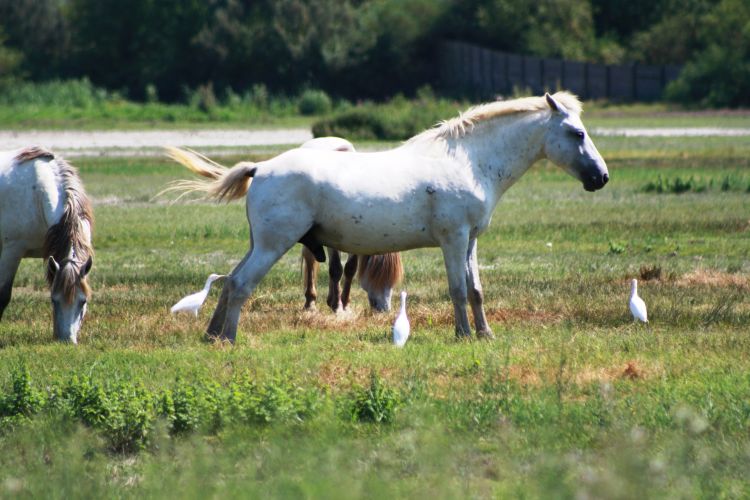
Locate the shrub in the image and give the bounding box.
[312,93,463,141]
[343,373,401,424]
[0,367,45,418]
[298,89,332,116]
[226,377,321,426]
[642,175,748,194]
[0,78,112,107]
[608,240,626,255]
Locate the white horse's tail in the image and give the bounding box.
[163,147,256,202]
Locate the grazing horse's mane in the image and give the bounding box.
[409,91,583,143]
[14,147,94,301]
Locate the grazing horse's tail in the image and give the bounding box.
[358,253,404,291]
[163,147,257,202]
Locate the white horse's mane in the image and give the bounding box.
[409,91,583,143]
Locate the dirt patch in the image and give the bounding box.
[675,269,749,289]
[487,308,563,324]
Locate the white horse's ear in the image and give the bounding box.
[80,256,93,278]
[545,93,564,113]
[47,256,60,276]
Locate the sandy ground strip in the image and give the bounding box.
[1,127,748,156]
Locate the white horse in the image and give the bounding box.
[0,147,94,343]
[299,137,403,313]
[169,92,608,343]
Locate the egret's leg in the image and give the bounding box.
[326,248,343,312]
[302,246,318,310]
[440,233,472,338]
[0,245,24,321]
[465,238,494,339]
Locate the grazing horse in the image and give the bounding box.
[0,147,93,343]
[168,92,608,343]
[299,137,403,312]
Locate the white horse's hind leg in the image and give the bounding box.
[0,244,24,321]
[440,233,472,338]
[466,238,494,339]
[215,244,292,343]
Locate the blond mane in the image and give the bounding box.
[410,91,582,143]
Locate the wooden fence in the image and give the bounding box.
[438,41,682,102]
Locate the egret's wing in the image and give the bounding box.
[171,291,203,313]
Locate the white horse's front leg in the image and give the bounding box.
[466,238,494,339]
[0,244,24,321]
[441,234,472,338]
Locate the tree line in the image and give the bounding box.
[0,0,747,107]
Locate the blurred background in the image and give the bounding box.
[1,0,747,109]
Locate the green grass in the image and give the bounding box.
[0,135,749,497]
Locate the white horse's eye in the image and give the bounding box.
[573,130,585,139]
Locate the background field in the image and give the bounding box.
[1,129,749,497]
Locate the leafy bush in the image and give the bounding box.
[297,89,332,116]
[226,377,321,426]
[0,367,45,418]
[0,78,113,107]
[312,91,463,141]
[343,373,401,424]
[643,175,748,194]
[608,240,626,255]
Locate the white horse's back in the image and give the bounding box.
[249,147,472,253]
[0,149,66,255]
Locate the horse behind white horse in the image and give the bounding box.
[0,147,93,343]
[299,137,403,313]
[169,92,608,343]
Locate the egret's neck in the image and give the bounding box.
[400,294,407,313]
[450,112,548,206]
[631,282,638,296]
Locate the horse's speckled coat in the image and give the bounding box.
[170,92,608,342]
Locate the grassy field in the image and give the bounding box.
[0,131,749,497]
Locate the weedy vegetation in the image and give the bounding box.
[0,128,748,497]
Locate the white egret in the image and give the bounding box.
[171,273,225,317]
[392,291,410,347]
[629,279,648,323]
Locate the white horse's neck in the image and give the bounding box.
[452,111,549,204]
[400,111,551,212]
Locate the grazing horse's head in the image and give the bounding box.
[358,254,403,313]
[542,93,609,192]
[48,256,92,344]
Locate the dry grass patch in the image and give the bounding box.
[676,269,749,288]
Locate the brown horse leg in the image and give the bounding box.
[466,238,494,339]
[302,246,319,310]
[341,254,358,310]
[326,247,343,312]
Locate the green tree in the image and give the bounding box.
[68,0,210,100]
[0,31,22,91]
[666,0,750,107]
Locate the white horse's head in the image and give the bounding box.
[542,93,609,192]
[48,256,92,344]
